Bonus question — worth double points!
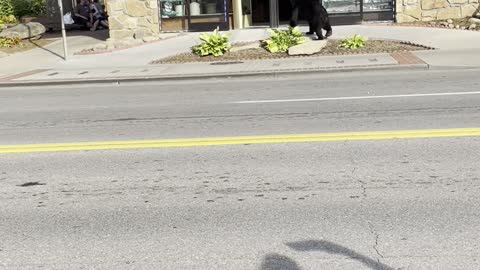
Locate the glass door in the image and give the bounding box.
[187,0,230,31]
[322,0,361,13]
[322,0,361,25]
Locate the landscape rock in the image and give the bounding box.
[468,23,477,30]
[0,22,46,39]
[469,18,480,24]
[439,21,449,27]
[230,42,262,52]
[448,23,455,28]
[455,24,460,29]
[447,19,453,24]
[461,26,466,30]
[288,40,327,56]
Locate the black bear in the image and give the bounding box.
[289,0,332,40]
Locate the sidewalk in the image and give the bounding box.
[1,25,480,86]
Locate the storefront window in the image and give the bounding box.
[323,0,360,13]
[160,0,188,31]
[363,0,393,11]
[160,0,229,31]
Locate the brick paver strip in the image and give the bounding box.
[390,51,426,65]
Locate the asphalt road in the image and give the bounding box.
[1,69,480,270]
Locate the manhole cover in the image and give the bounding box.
[210,61,244,65]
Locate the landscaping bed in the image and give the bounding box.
[152,39,433,64]
[0,38,55,54]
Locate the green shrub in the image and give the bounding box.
[12,0,46,18]
[0,15,17,29]
[0,37,21,48]
[30,0,46,16]
[263,27,306,53]
[340,35,367,49]
[193,28,231,57]
[0,0,14,17]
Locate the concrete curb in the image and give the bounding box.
[0,64,429,88]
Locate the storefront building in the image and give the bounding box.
[157,0,395,32]
[106,0,479,41]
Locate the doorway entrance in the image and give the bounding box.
[251,0,292,25]
[249,0,394,26]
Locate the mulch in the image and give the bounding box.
[152,39,434,64]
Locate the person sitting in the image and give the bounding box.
[89,0,109,30]
[73,0,99,31]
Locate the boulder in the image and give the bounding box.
[468,23,477,30]
[0,22,46,39]
[288,40,327,56]
[439,21,449,27]
[469,18,480,24]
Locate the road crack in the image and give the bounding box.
[372,227,385,260]
[351,164,387,265]
[358,179,367,198]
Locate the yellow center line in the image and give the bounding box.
[1,128,479,154]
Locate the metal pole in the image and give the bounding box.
[58,0,69,60]
[269,0,279,28]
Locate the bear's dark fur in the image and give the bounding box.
[289,0,332,40]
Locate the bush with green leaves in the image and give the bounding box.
[263,27,306,53]
[31,0,46,16]
[0,15,17,29]
[0,36,21,48]
[12,0,46,18]
[340,35,367,50]
[0,0,14,17]
[193,28,231,57]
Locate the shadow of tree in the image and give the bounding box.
[260,253,301,270]
[286,239,395,270]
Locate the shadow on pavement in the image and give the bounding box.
[43,29,109,41]
[286,239,395,270]
[260,253,301,270]
[31,40,64,59]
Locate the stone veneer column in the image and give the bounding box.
[396,0,479,22]
[107,0,160,42]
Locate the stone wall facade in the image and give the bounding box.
[107,0,160,41]
[396,0,480,22]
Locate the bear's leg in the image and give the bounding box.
[306,20,315,35]
[315,23,324,40]
[320,6,332,37]
[304,8,315,35]
[324,20,332,37]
